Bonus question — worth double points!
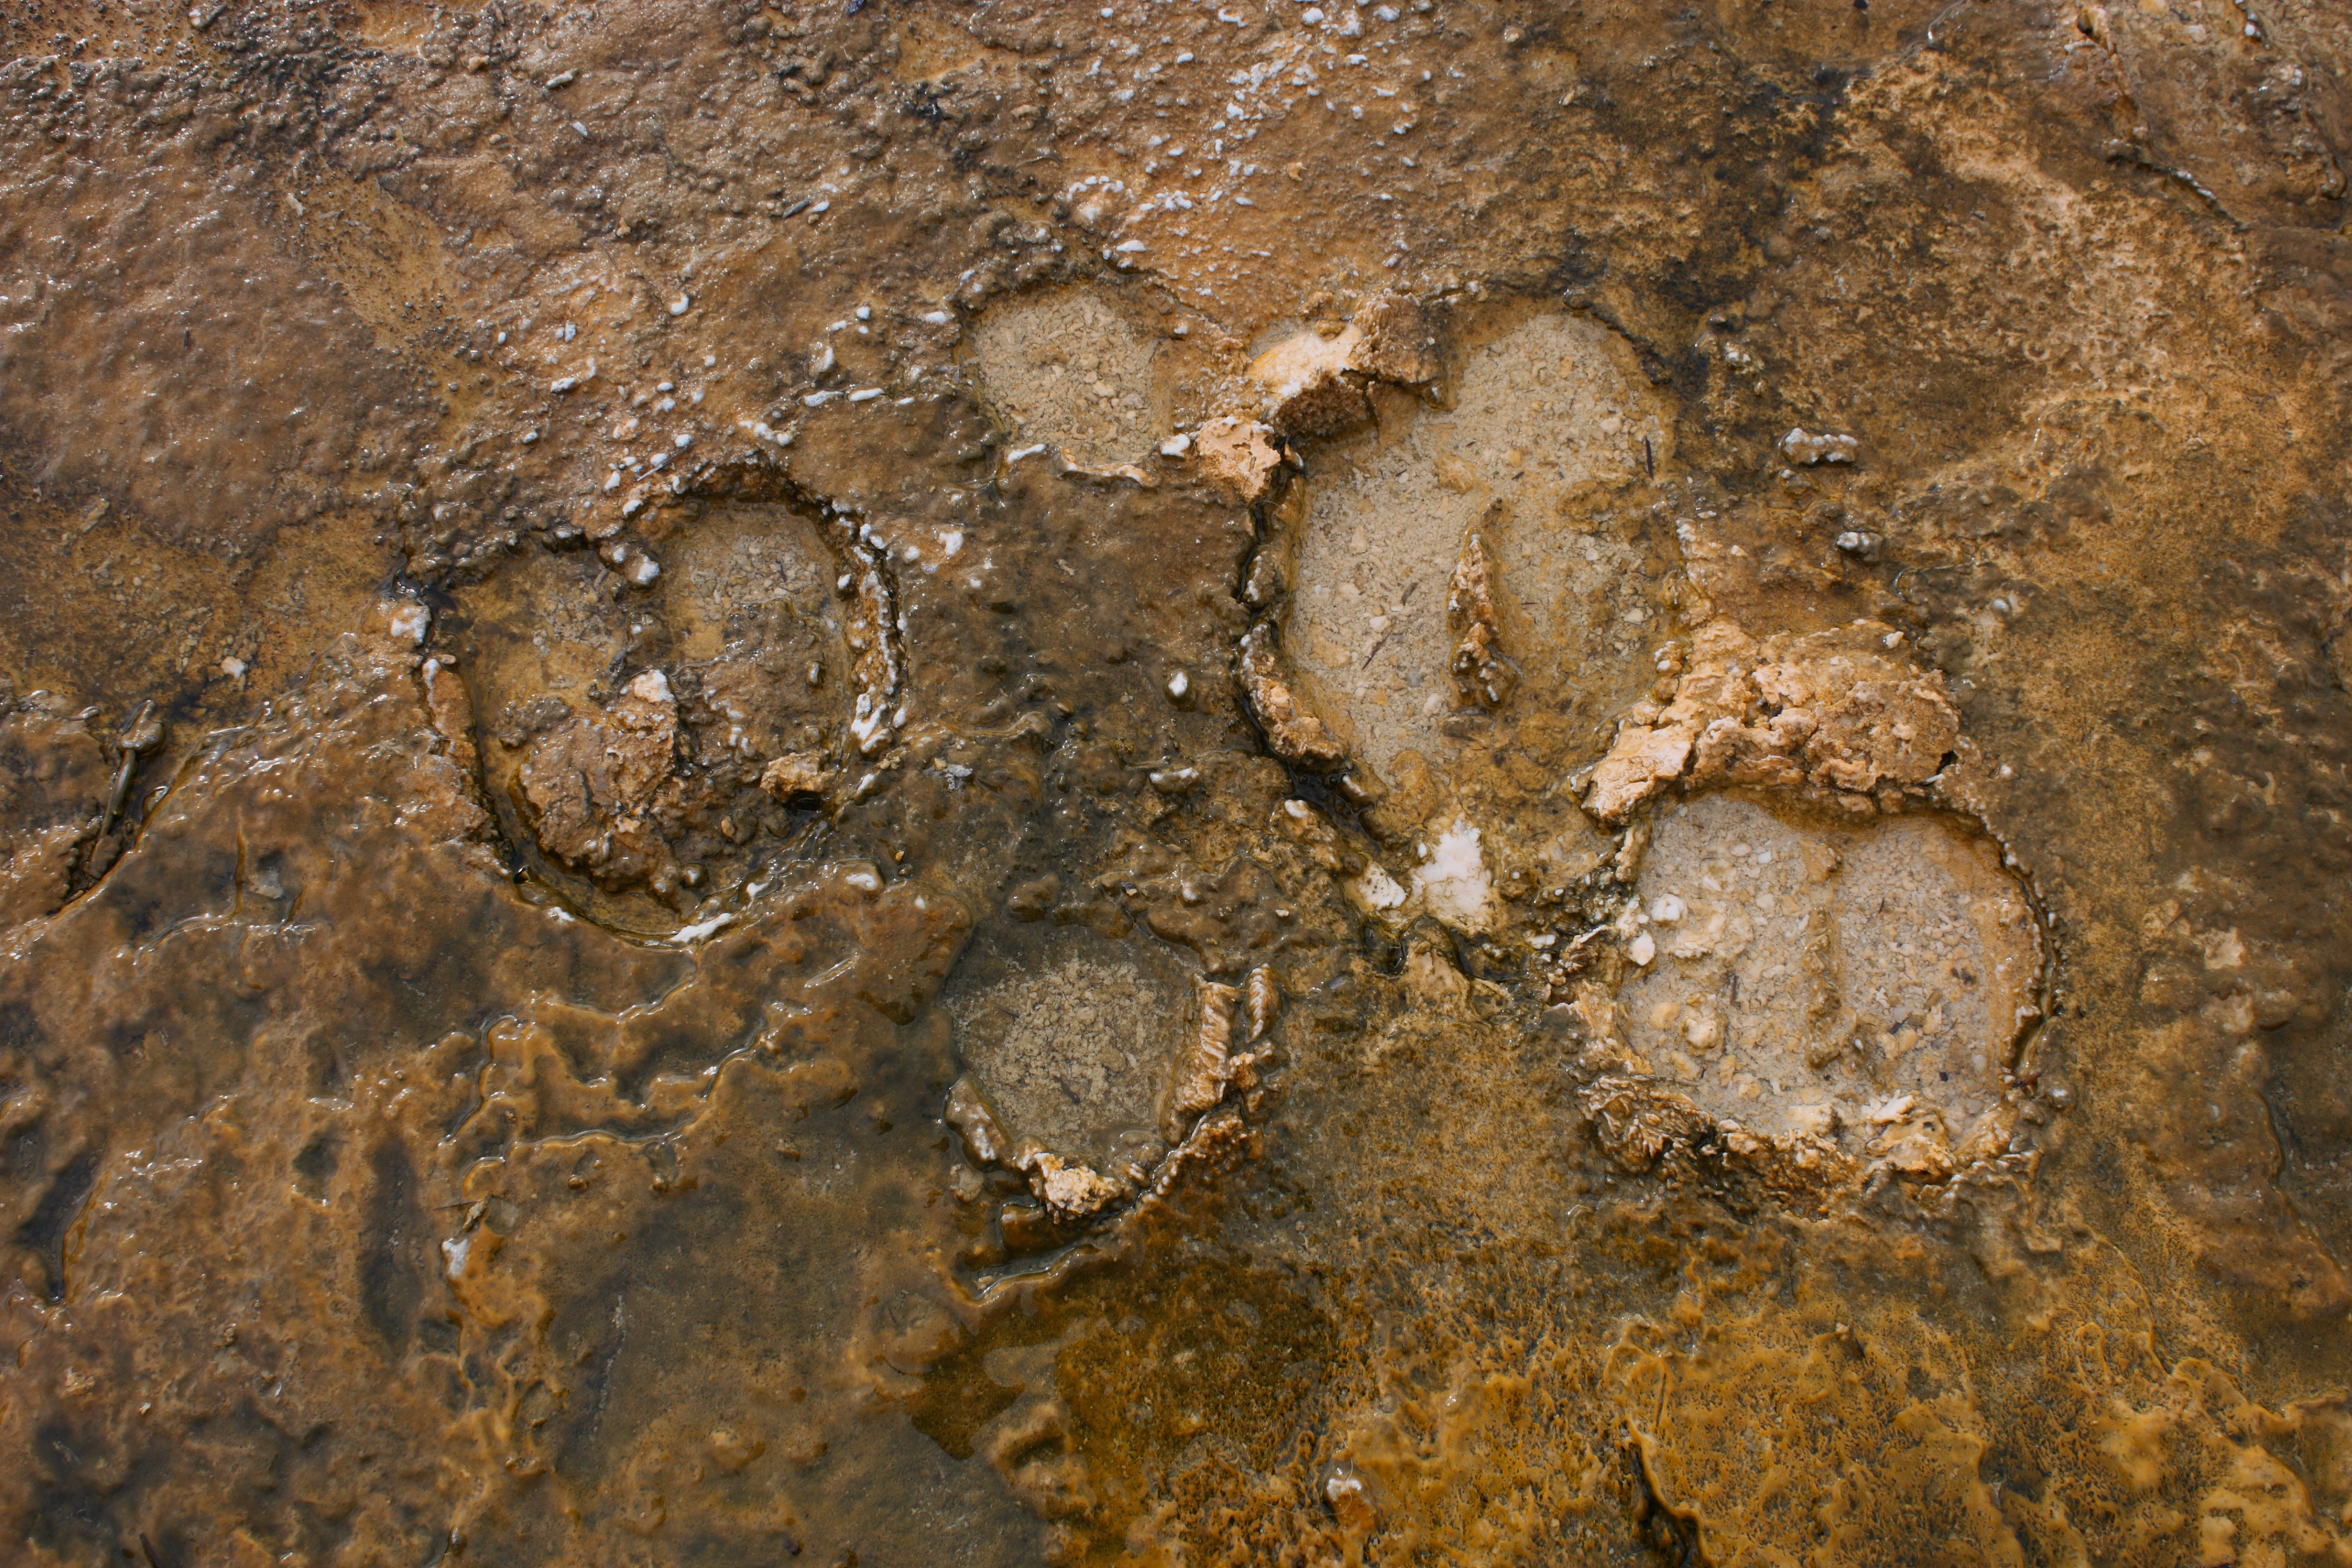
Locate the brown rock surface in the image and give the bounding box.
[2,0,2350,1561]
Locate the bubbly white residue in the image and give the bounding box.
[1412,818,1493,930]
[672,912,736,945]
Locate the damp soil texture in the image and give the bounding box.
[3,0,2352,1564]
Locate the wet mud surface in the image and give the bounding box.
[3,0,2351,1562]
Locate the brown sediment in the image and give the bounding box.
[2,0,2350,1562]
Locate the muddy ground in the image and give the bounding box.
[2,0,2351,1563]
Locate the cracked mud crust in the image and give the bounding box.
[3,0,2352,1564]
[1608,792,2043,1183]
[967,287,1172,470]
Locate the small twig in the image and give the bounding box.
[100,700,159,834]
[86,700,162,878]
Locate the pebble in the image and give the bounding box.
[1781,427,1859,465]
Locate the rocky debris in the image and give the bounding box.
[1346,292,1443,386]
[1446,527,1516,710]
[1131,1103,1256,1209]
[1021,1151,1127,1222]
[1244,964,1281,1043]
[461,513,861,923]
[1248,291,1445,438]
[1581,1074,1715,1173]
[1345,860,1412,919]
[1250,327,1373,438]
[1863,1113,1961,1180]
[842,541,905,758]
[759,752,836,802]
[1583,620,1961,822]
[1238,623,1349,771]
[1063,459,1160,489]
[1338,806,1505,934]
[1194,416,1286,506]
[1833,529,1883,563]
[1159,976,1246,1141]
[1583,724,1700,822]
[1781,428,1859,465]
[945,1077,1014,1167]
[1242,483,1308,611]
[1591,794,2040,1190]
[515,671,679,880]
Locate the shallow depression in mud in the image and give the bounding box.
[1618,793,2041,1170]
[1284,308,1673,783]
